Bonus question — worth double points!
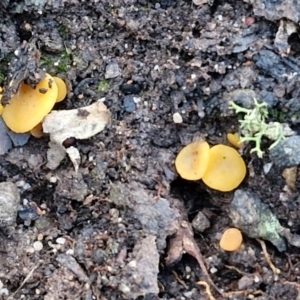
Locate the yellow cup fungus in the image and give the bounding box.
[2,73,58,133]
[175,141,210,180]
[227,132,244,149]
[219,228,243,252]
[175,142,246,191]
[202,145,246,192]
[53,76,67,103]
[30,122,44,138]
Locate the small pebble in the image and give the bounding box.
[56,237,66,245]
[123,95,136,113]
[263,162,273,174]
[105,61,120,79]
[173,112,183,124]
[18,208,39,221]
[33,241,43,251]
[192,211,210,232]
[119,283,131,294]
[128,260,137,268]
[0,288,9,296]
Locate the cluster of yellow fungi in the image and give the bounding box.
[0,73,67,135]
[175,141,246,192]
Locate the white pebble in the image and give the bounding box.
[49,176,58,183]
[173,112,183,124]
[66,249,74,255]
[210,267,218,274]
[0,288,9,295]
[33,241,43,251]
[128,260,137,268]
[56,237,66,245]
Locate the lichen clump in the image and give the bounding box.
[229,99,289,158]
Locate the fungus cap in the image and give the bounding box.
[30,122,44,138]
[202,144,246,191]
[53,76,67,103]
[220,228,243,252]
[227,132,244,149]
[175,141,210,180]
[2,73,58,133]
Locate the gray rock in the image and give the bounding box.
[192,211,210,232]
[0,182,20,226]
[269,136,300,168]
[229,189,286,252]
[105,61,121,79]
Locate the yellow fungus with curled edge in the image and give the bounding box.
[175,141,210,180]
[53,76,67,103]
[202,144,246,191]
[30,122,44,138]
[2,73,58,133]
[220,228,243,252]
[227,132,244,149]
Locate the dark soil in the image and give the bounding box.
[1,0,300,299]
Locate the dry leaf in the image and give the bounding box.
[43,99,111,171]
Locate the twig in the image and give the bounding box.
[8,262,41,300]
[172,271,188,289]
[197,280,217,300]
[256,238,280,280]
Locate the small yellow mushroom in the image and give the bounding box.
[53,76,67,103]
[202,144,246,192]
[175,141,210,180]
[220,228,243,252]
[30,122,44,138]
[227,132,244,149]
[2,73,58,133]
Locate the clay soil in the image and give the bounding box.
[1,1,300,299]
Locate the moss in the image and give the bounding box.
[41,49,72,74]
[97,80,110,93]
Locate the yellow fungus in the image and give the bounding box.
[0,95,3,116]
[2,73,58,133]
[202,144,246,192]
[175,141,210,180]
[53,76,67,103]
[220,228,243,252]
[30,122,44,138]
[227,132,244,149]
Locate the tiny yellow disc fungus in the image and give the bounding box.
[227,132,244,149]
[220,228,243,252]
[202,144,246,191]
[175,141,210,180]
[53,76,67,102]
[30,122,44,138]
[2,73,58,133]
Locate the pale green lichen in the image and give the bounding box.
[229,99,288,158]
